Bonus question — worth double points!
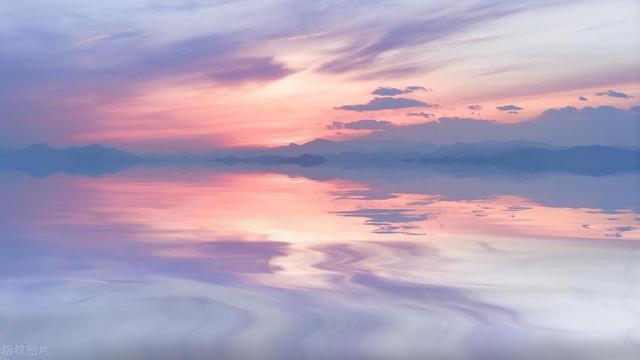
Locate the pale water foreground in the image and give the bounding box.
[0,166,639,360]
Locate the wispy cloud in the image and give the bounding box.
[477,65,520,77]
[319,1,552,75]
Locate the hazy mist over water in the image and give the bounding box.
[1,166,639,359]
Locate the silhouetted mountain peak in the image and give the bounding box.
[214,153,326,167]
[304,138,335,146]
[1,143,139,176]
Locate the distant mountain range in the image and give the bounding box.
[416,145,639,176]
[258,138,558,157]
[0,140,638,176]
[0,143,140,176]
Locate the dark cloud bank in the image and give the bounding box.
[360,106,639,147]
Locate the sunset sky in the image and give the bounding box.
[1,0,639,151]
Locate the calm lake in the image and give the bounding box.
[1,165,639,359]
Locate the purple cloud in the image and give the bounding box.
[468,105,482,110]
[206,57,293,83]
[405,86,428,92]
[0,29,297,147]
[497,105,523,111]
[579,96,588,101]
[337,97,431,112]
[372,86,428,96]
[595,90,633,99]
[372,87,406,96]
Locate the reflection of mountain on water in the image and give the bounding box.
[214,154,327,167]
[207,164,638,213]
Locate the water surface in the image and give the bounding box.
[1,166,639,359]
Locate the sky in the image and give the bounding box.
[1,0,639,151]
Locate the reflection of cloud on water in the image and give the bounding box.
[477,241,513,255]
[406,197,439,206]
[331,208,430,235]
[329,188,398,200]
[606,226,637,238]
[311,242,520,327]
[267,165,639,212]
[0,233,291,284]
[588,209,629,215]
[372,224,424,235]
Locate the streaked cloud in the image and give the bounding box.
[71,30,141,47]
[319,1,555,75]
[206,57,293,83]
